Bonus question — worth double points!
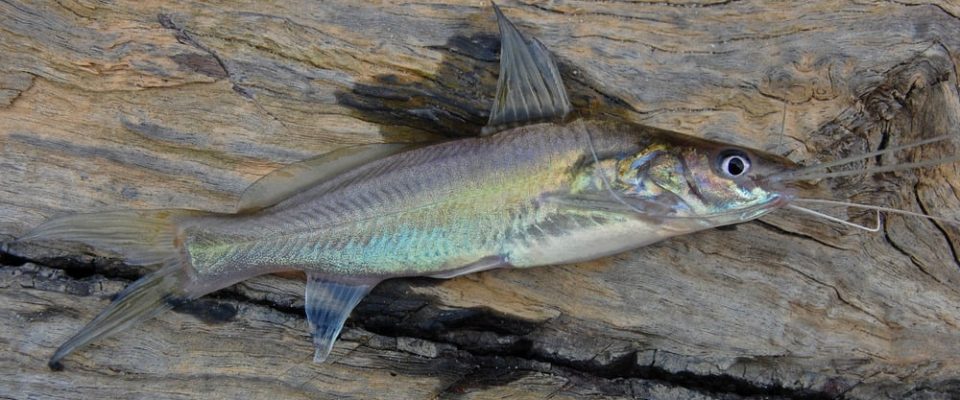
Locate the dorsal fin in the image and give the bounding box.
[236,143,421,213]
[482,3,572,135]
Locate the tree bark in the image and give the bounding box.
[3,1,960,398]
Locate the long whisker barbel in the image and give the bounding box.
[778,154,960,182]
[793,198,960,226]
[786,204,882,232]
[769,134,955,181]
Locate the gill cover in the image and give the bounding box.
[617,139,787,222]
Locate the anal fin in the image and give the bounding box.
[305,274,377,363]
[428,255,507,279]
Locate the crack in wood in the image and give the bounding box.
[0,71,36,108]
[914,182,960,272]
[156,13,292,131]
[0,254,841,399]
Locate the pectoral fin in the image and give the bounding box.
[428,255,507,279]
[544,193,685,218]
[237,143,421,213]
[483,3,572,135]
[304,274,377,363]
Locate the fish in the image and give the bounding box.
[14,3,959,370]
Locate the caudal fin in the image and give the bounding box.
[48,260,190,370]
[20,210,199,265]
[18,210,202,370]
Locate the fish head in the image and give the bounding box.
[612,134,797,226]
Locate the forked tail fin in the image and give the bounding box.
[48,260,190,370]
[20,210,203,265]
[17,210,204,370]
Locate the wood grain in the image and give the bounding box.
[3,1,960,398]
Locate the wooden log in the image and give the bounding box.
[2,1,960,398]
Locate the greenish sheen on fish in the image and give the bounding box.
[15,3,958,369]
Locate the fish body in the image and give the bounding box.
[181,120,781,286]
[20,4,812,368]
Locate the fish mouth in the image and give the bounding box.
[768,193,791,209]
[735,194,788,221]
[635,193,787,224]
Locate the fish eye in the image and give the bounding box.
[718,150,751,178]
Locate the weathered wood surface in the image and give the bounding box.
[2,1,960,398]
